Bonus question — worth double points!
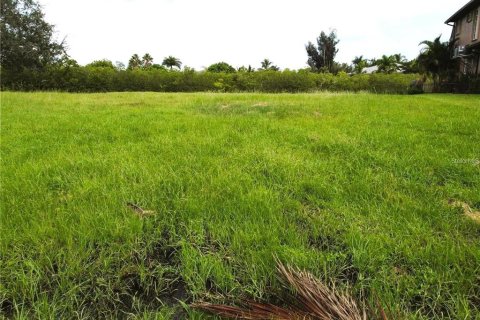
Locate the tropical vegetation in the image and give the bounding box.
[305,30,340,73]
[259,59,280,71]
[417,36,456,92]
[2,0,476,93]
[206,62,236,73]
[162,56,182,70]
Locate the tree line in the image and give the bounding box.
[1,0,476,93]
[113,32,420,76]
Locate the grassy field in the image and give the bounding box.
[1,92,479,319]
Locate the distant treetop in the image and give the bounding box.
[162,56,182,70]
[207,62,236,73]
[0,0,67,72]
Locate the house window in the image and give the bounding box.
[473,9,479,40]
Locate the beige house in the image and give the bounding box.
[446,0,480,75]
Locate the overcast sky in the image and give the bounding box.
[40,0,466,70]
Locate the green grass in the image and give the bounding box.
[1,92,479,319]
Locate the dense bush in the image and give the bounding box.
[206,62,236,73]
[0,67,419,94]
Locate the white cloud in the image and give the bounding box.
[41,0,467,69]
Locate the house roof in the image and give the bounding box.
[361,66,378,74]
[445,0,480,24]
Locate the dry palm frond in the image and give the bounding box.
[191,259,369,320]
[276,262,366,320]
[191,300,312,320]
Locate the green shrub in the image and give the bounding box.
[207,62,236,73]
[0,67,419,94]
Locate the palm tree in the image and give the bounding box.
[352,55,364,65]
[417,36,454,91]
[376,55,398,74]
[352,55,366,74]
[127,54,142,70]
[260,59,279,71]
[260,59,272,70]
[392,53,406,64]
[402,58,420,74]
[162,56,182,70]
[142,53,154,68]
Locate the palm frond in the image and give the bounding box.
[191,260,370,320]
[191,300,311,320]
[276,262,365,320]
